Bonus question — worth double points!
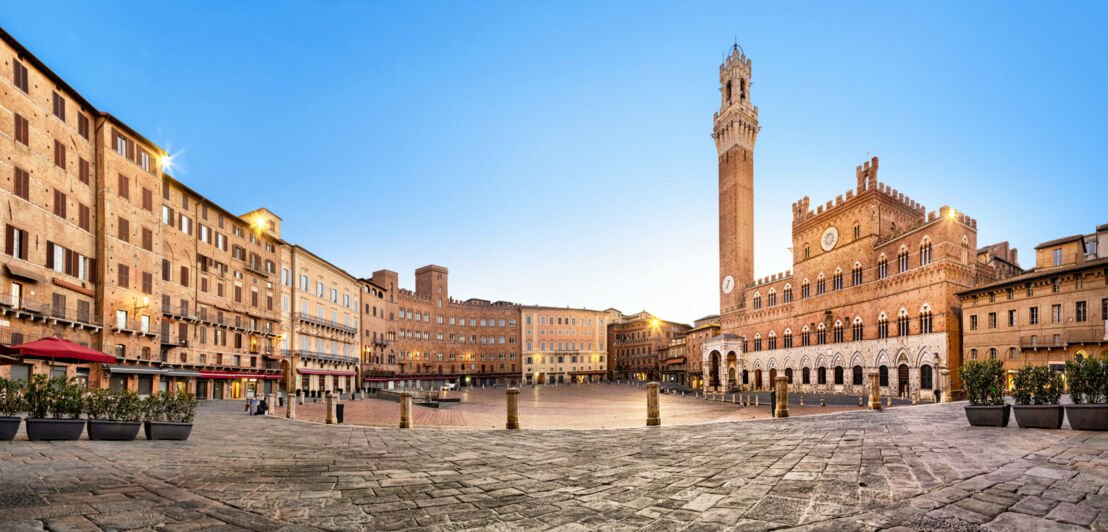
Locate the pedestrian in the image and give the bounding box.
[933,388,941,403]
[256,398,268,416]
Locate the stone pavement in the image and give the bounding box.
[2,401,1108,531]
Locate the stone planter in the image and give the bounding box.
[144,421,193,441]
[25,418,85,441]
[964,404,1011,427]
[1013,404,1064,429]
[0,417,21,441]
[87,420,142,441]
[1064,404,1108,431]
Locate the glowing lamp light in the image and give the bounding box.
[948,208,957,219]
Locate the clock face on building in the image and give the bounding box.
[821,226,839,251]
[722,275,735,294]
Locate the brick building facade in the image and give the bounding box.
[520,306,615,384]
[705,45,980,400]
[608,311,691,381]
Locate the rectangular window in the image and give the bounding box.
[118,174,129,199]
[180,266,189,288]
[117,217,129,242]
[78,114,90,140]
[78,204,90,232]
[13,61,28,93]
[1029,306,1039,325]
[970,315,977,331]
[1052,304,1062,323]
[141,228,153,251]
[1076,301,1087,323]
[1008,309,1016,327]
[142,272,152,294]
[1053,248,1063,266]
[988,312,996,329]
[79,158,90,184]
[53,189,66,218]
[117,264,129,288]
[14,114,29,145]
[142,188,153,211]
[52,92,66,121]
[53,139,66,169]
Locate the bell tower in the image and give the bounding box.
[714,44,759,314]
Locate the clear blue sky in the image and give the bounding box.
[5,2,1106,324]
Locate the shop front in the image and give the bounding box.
[198,371,282,400]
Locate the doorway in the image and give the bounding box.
[898,364,910,396]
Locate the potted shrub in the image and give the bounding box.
[1065,357,1108,430]
[86,389,142,440]
[0,377,25,440]
[144,391,197,440]
[1012,365,1065,429]
[960,360,1010,427]
[24,375,86,441]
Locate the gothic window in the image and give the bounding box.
[852,317,863,341]
[833,321,844,343]
[920,238,933,265]
[961,236,969,265]
[817,324,827,345]
[817,366,826,385]
[920,365,933,389]
[802,367,811,384]
[879,365,889,386]
[783,329,793,348]
[753,333,762,352]
[920,304,933,334]
[878,312,889,339]
[752,293,761,310]
[801,279,810,299]
[783,284,793,303]
[878,255,888,279]
[817,274,826,295]
[726,80,733,104]
[768,331,776,350]
[852,262,863,285]
[834,366,844,385]
[898,247,910,272]
[801,325,810,346]
[833,269,843,291]
[897,309,910,336]
[853,365,863,385]
[767,289,776,307]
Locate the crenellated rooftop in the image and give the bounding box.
[791,157,929,226]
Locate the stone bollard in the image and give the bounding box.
[799,396,804,406]
[941,369,953,402]
[506,388,520,430]
[325,393,338,424]
[360,390,366,400]
[646,382,660,426]
[820,395,825,407]
[439,386,449,401]
[913,392,919,405]
[297,393,304,406]
[859,395,864,407]
[399,393,413,429]
[732,394,736,404]
[775,376,789,418]
[887,395,892,407]
[286,393,297,419]
[269,393,278,415]
[754,395,759,407]
[869,372,882,410]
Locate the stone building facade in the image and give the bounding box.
[959,225,1108,386]
[682,318,720,389]
[358,277,394,380]
[608,311,691,381]
[520,306,613,384]
[365,266,522,390]
[705,45,980,400]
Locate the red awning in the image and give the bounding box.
[298,369,356,376]
[0,336,115,363]
[199,371,282,380]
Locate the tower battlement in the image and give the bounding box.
[791,156,929,225]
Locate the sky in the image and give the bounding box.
[4,2,1106,324]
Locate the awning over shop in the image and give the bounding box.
[5,264,44,283]
[165,369,202,378]
[106,364,166,375]
[298,369,356,376]
[0,337,116,363]
[199,371,282,380]
[364,375,459,382]
[568,371,608,375]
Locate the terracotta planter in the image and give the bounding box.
[964,404,1011,427]
[25,418,85,441]
[1065,404,1108,431]
[87,420,142,441]
[144,421,193,440]
[0,417,20,441]
[1013,404,1064,429]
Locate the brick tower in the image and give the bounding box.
[714,44,759,314]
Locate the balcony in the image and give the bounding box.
[46,305,102,331]
[244,262,269,278]
[0,294,49,320]
[294,350,357,364]
[111,319,158,338]
[1020,323,1108,350]
[296,312,357,334]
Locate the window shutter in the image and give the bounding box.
[118,173,128,199]
[46,242,55,268]
[19,229,28,260]
[126,137,135,160]
[88,259,97,283]
[162,259,170,281]
[5,226,13,256]
[180,265,188,287]
[118,264,129,288]
[65,249,75,277]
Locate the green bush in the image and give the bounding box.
[959,359,1006,406]
[48,377,84,419]
[143,391,197,423]
[86,389,142,422]
[0,377,26,417]
[1013,365,1064,405]
[142,393,167,422]
[24,375,54,419]
[1065,357,1107,404]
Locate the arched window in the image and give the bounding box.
[801,279,810,299]
[817,273,826,295]
[961,236,970,265]
[970,348,978,360]
[834,366,844,385]
[801,325,811,346]
[852,317,864,341]
[753,333,762,351]
[898,246,910,272]
[802,366,811,384]
[852,262,863,286]
[879,365,889,386]
[785,368,793,384]
[853,365,863,385]
[752,292,761,310]
[920,238,933,265]
[897,308,910,336]
[920,365,933,390]
[833,269,843,291]
[878,312,889,339]
[768,330,777,350]
[989,347,997,359]
[767,289,777,307]
[833,320,844,343]
[783,329,793,349]
[878,254,888,279]
[783,284,793,303]
[920,304,933,334]
[817,366,827,385]
[817,323,827,345]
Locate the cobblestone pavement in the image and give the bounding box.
[2,401,1107,531]
[283,385,870,429]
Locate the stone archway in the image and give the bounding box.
[898,364,910,396]
[755,369,763,390]
[769,368,777,388]
[726,351,738,390]
[709,351,721,388]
